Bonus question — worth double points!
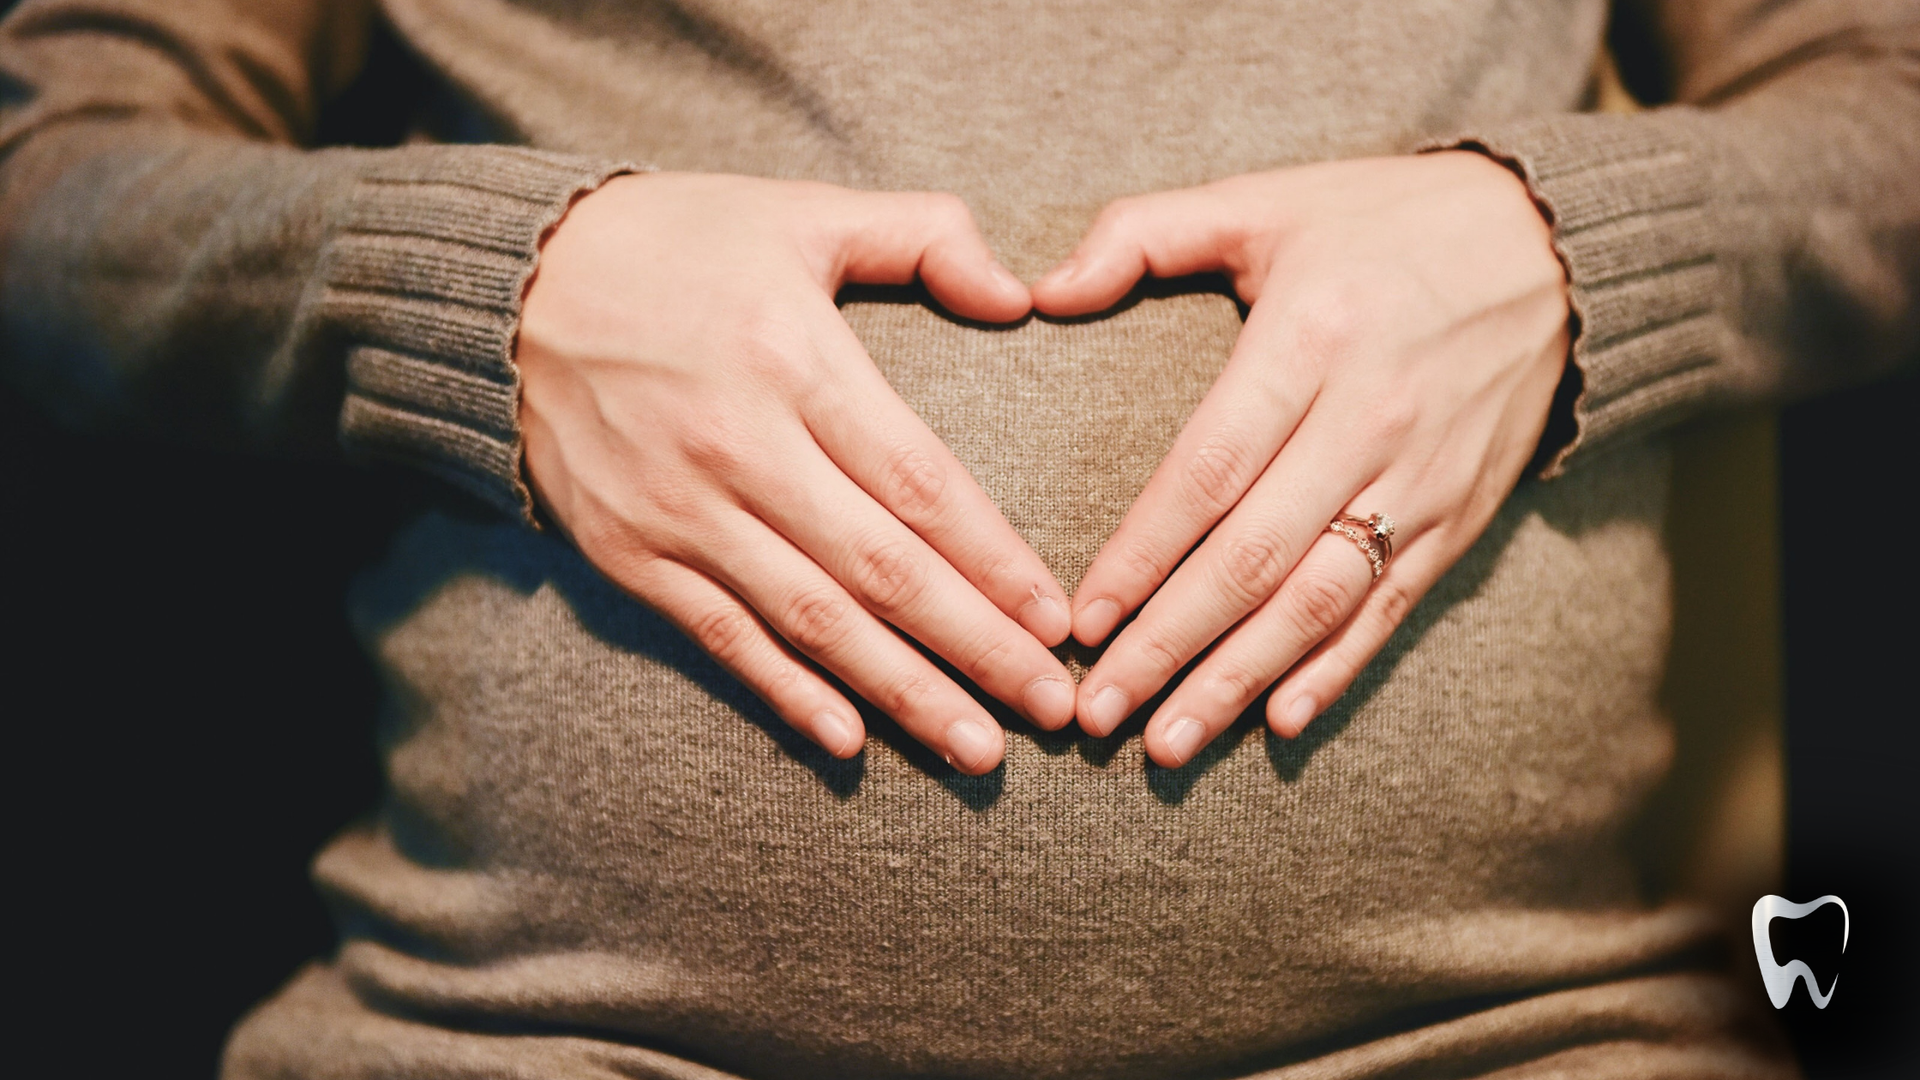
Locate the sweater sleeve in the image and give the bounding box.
[0,0,633,520]
[1432,0,1920,477]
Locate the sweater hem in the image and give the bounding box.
[327,146,639,523]
[1424,110,1725,478]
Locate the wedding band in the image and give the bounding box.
[1328,513,1395,580]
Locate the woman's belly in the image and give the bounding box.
[298,293,1712,1079]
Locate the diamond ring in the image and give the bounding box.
[1327,512,1395,580]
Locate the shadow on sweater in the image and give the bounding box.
[349,496,871,799]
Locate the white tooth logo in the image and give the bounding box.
[1752,894,1849,1009]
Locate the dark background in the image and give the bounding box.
[1773,375,1920,1076]
[2,1,1915,1076]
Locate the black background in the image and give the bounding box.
[2,0,1915,1075]
[1774,376,1920,1076]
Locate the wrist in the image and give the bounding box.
[1427,147,1577,475]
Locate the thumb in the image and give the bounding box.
[833,191,1030,323]
[1031,187,1252,316]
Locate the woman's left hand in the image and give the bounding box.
[1031,151,1571,766]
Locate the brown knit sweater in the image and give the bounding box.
[2,1,1915,1078]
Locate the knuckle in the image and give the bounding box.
[779,586,855,655]
[1218,530,1289,603]
[571,501,677,572]
[1115,535,1171,586]
[566,509,640,567]
[1207,661,1271,705]
[1361,394,1419,444]
[760,658,810,700]
[1371,578,1416,629]
[879,672,937,719]
[971,549,1022,598]
[1132,627,1185,676]
[959,629,1019,682]
[848,537,929,615]
[726,317,818,390]
[1291,282,1370,364]
[687,604,759,666]
[1183,434,1258,516]
[1091,197,1142,240]
[926,192,972,228]
[640,471,706,524]
[678,419,749,474]
[879,444,949,520]
[1285,565,1358,638]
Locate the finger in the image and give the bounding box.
[1141,532,1374,767]
[802,309,1072,646]
[829,190,1030,322]
[1068,300,1314,646]
[1077,401,1380,737]
[1031,185,1253,315]
[685,509,1008,774]
[633,557,866,758]
[1266,538,1440,739]
[733,434,1077,730]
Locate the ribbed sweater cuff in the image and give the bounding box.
[1427,111,1722,477]
[325,146,636,522]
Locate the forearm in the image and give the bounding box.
[1438,10,1920,473]
[2,121,627,514]
[0,0,630,517]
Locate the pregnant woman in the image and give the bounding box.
[2,1,1913,1076]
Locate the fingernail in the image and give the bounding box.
[992,264,1026,294]
[813,710,859,757]
[1086,684,1132,735]
[1074,598,1123,645]
[1162,716,1206,765]
[1282,694,1316,735]
[1037,259,1081,293]
[1020,591,1070,643]
[945,718,1001,773]
[1022,677,1075,729]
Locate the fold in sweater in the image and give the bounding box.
[1,1,1914,1078]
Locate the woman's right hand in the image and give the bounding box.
[516,173,1073,774]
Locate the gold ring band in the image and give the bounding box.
[1328,513,1395,580]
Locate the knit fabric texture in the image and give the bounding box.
[2,0,1915,1077]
